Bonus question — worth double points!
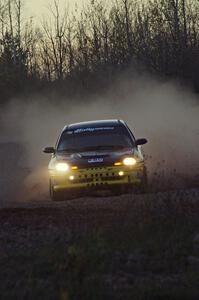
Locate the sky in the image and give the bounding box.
[26,0,89,19]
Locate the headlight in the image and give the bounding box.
[55,162,69,172]
[123,157,136,166]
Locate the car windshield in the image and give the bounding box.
[57,126,134,152]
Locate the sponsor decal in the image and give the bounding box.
[88,158,104,163]
[67,127,115,134]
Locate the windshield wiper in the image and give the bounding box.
[79,145,126,151]
[107,145,127,149]
[58,145,127,153]
[58,148,78,153]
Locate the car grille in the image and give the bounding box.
[73,167,123,185]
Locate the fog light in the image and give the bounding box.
[69,175,75,181]
[119,171,124,176]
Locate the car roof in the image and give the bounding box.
[63,119,126,131]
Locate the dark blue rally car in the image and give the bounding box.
[43,120,148,200]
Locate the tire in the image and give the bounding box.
[129,167,148,194]
[112,185,131,196]
[50,180,76,201]
[50,180,65,201]
[138,167,148,194]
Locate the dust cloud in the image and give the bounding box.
[0,73,199,203]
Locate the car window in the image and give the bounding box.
[57,126,134,152]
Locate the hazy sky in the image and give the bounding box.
[26,0,88,19]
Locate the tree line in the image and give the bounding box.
[0,0,199,101]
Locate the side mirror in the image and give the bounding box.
[43,147,55,154]
[136,138,148,146]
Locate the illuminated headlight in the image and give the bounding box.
[55,162,69,172]
[123,157,136,166]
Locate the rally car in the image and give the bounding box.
[43,120,148,201]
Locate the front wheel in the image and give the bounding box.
[136,167,148,194]
[50,180,64,201]
[49,180,77,201]
[128,168,148,194]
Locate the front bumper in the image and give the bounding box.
[49,165,145,192]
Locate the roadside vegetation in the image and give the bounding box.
[0,0,199,102]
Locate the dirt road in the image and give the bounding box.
[0,141,198,208]
[1,142,199,299]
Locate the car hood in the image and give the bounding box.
[55,148,135,167]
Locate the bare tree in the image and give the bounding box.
[0,0,199,100]
[42,0,68,80]
[7,0,17,64]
